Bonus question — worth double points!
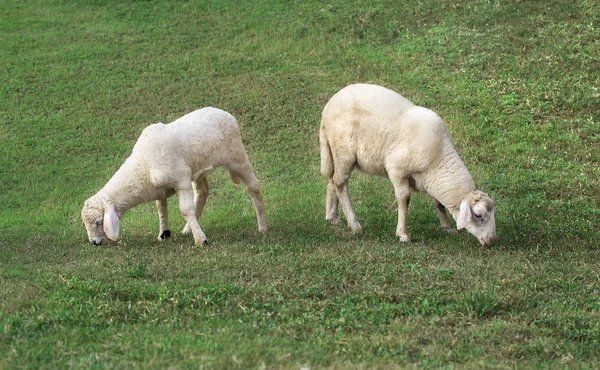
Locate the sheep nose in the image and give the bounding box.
[92,239,103,245]
[484,235,496,246]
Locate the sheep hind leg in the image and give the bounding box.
[156,198,171,240]
[433,198,457,234]
[177,185,208,246]
[229,166,268,233]
[325,179,341,224]
[333,168,362,234]
[182,176,209,235]
[390,175,411,242]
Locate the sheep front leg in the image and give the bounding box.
[156,198,171,240]
[177,186,208,246]
[326,179,341,224]
[433,198,457,234]
[390,175,411,242]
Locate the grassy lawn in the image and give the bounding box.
[1,0,599,368]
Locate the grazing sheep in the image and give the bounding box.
[319,84,496,245]
[82,107,268,246]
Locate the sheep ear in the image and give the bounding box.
[103,204,120,241]
[456,200,472,230]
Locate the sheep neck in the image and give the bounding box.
[419,148,476,219]
[100,158,152,217]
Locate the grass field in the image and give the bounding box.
[1,0,599,368]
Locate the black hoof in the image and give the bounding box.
[160,230,171,240]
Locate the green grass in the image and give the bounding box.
[1,0,599,368]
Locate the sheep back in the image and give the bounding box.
[127,107,245,188]
[321,84,453,179]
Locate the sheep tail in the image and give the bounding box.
[320,129,334,178]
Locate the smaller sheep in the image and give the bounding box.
[320,84,496,245]
[82,107,268,246]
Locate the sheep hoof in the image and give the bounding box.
[350,223,363,234]
[397,233,411,242]
[159,230,171,240]
[326,216,341,225]
[193,239,209,247]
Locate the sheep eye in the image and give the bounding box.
[474,213,483,220]
[96,220,103,226]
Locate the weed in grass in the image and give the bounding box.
[438,268,455,281]
[126,259,149,279]
[465,286,502,318]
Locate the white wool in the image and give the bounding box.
[320,84,496,245]
[82,107,268,246]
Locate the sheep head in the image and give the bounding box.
[81,193,120,245]
[456,190,496,246]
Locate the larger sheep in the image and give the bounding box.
[319,84,496,245]
[82,107,268,246]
